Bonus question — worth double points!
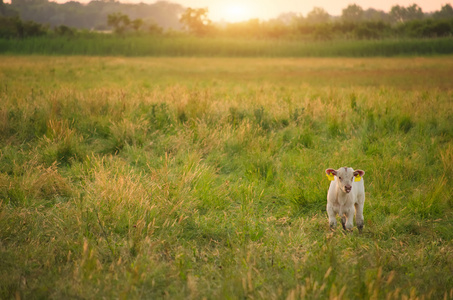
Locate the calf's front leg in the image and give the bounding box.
[340,206,354,231]
[327,204,337,229]
[355,202,364,233]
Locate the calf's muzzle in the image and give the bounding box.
[345,185,352,193]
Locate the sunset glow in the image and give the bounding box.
[211,2,255,23]
[224,4,251,22]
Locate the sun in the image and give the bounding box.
[223,3,253,23]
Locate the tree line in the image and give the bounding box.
[0,0,452,39]
[0,0,184,30]
[180,4,453,39]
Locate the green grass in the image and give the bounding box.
[0,56,452,299]
[1,36,453,56]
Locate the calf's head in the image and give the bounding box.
[326,167,365,194]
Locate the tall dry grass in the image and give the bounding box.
[0,56,452,299]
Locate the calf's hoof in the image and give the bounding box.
[358,225,363,234]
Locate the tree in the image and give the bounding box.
[342,4,364,23]
[107,12,130,34]
[147,21,163,35]
[406,4,423,20]
[276,12,299,25]
[390,5,406,23]
[0,0,19,17]
[433,4,453,19]
[131,18,143,32]
[363,8,390,22]
[11,0,48,5]
[179,7,212,35]
[107,13,148,34]
[306,7,330,24]
[390,4,423,23]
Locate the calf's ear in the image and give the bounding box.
[353,169,365,177]
[326,168,337,176]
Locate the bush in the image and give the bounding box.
[354,21,390,39]
[18,19,48,38]
[0,16,21,38]
[427,19,452,37]
[54,25,76,37]
[0,16,47,38]
[402,19,453,38]
[313,24,333,40]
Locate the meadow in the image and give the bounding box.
[1,36,453,57]
[0,55,452,299]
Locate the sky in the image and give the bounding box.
[164,0,451,22]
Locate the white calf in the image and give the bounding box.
[325,167,365,232]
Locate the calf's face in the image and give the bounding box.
[326,167,365,194]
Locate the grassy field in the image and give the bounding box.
[0,55,452,299]
[1,36,453,57]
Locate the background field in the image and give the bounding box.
[2,36,453,57]
[0,56,452,299]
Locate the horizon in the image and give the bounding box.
[3,0,450,22]
[172,0,449,22]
